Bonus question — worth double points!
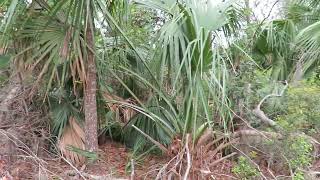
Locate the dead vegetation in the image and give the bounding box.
[58,117,86,166]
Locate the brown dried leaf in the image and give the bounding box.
[58,117,85,166]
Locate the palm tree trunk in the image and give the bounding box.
[244,0,251,24]
[292,57,303,85]
[84,1,98,153]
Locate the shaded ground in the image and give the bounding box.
[0,137,236,179]
[2,135,320,179]
[0,138,167,179]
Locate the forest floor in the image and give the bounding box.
[0,81,235,179]
[2,130,320,179]
[0,138,236,179]
[1,83,320,179]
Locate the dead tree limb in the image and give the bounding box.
[183,134,191,180]
[253,81,288,126]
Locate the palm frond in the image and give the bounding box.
[296,21,320,75]
[254,19,297,80]
[58,117,86,166]
[105,0,237,150]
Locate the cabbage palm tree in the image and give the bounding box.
[253,0,320,81]
[293,0,320,78]
[113,0,242,154]
[0,0,245,167]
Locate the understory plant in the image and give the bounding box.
[232,156,258,180]
[101,0,244,177]
[278,82,320,134]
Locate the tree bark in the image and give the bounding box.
[244,0,251,24]
[84,2,98,153]
[292,58,303,85]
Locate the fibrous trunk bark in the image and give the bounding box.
[292,58,303,85]
[84,2,98,153]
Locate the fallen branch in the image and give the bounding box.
[233,130,319,155]
[131,159,135,180]
[233,129,281,139]
[183,134,191,180]
[253,81,288,126]
[209,152,237,167]
[65,170,125,180]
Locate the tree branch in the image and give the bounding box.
[253,81,288,126]
[183,134,191,180]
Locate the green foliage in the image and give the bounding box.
[109,0,240,152]
[67,146,98,163]
[49,88,82,138]
[287,136,313,169]
[256,135,312,176]
[278,83,320,133]
[100,119,124,142]
[230,64,286,126]
[293,171,305,180]
[2,0,320,177]
[123,96,177,149]
[254,19,297,80]
[232,156,258,179]
[0,55,10,69]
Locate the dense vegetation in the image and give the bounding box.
[1,0,320,179]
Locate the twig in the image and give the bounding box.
[203,136,224,153]
[130,159,135,180]
[267,168,276,179]
[0,129,62,179]
[232,129,281,139]
[65,170,116,180]
[61,156,87,180]
[261,0,281,23]
[209,152,237,167]
[208,138,239,161]
[229,108,273,141]
[155,154,179,180]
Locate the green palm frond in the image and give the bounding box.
[49,90,82,138]
[296,21,320,75]
[124,96,178,148]
[107,0,237,149]
[254,19,297,80]
[286,0,320,27]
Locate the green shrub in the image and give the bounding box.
[287,136,313,169]
[293,171,305,180]
[232,156,259,179]
[278,84,320,133]
[261,136,312,171]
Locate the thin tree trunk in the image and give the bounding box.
[84,1,98,153]
[244,0,251,24]
[292,58,303,86]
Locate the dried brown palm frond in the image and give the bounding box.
[0,47,5,54]
[103,91,137,125]
[58,117,85,166]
